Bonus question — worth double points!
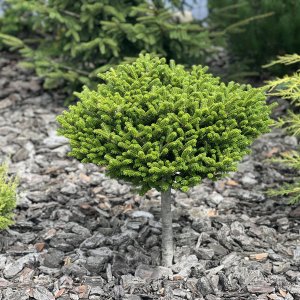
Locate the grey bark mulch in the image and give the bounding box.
[0,54,300,300]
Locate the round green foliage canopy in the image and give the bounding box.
[57,54,272,194]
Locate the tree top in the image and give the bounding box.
[57,54,272,194]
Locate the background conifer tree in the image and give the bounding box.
[208,0,300,76]
[0,0,211,97]
[57,54,273,266]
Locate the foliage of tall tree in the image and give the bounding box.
[0,0,211,95]
[209,0,300,74]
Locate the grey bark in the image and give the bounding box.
[161,187,173,267]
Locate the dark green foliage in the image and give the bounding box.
[209,0,300,74]
[0,163,18,230]
[0,0,210,95]
[57,54,272,194]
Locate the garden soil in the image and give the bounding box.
[0,54,300,300]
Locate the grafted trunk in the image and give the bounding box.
[161,187,173,267]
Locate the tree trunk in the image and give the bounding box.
[161,187,173,267]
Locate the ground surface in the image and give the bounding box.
[0,54,300,300]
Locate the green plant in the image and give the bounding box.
[57,53,273,266]
[265,54,300,204]
[265,54,300,106]
[0,0,211,96]
[0,163,18,230]
[208,0,300,75]
[267,151,300,204]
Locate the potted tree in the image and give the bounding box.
[57,54,273,266]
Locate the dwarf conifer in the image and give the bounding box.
[0,163,18,230]
[57,54,272,266]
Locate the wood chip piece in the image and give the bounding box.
[267,294,280,300]
[265,147,280,158]
[249,253,269,261]
[123,203,133,213]
[98,202,111,210]
[106,263,113,282]
[19,267,35,283]
[173,274,184,281]
[279,289,287,297]
[77,285,91,299]
[92,186,103,194]
[247,283,274,294]
[60,275,73,289]
[79,203,95,215]
[207,209,218,217]
[64,256,72,266]
[35,242,45,252]
[226,179,239,186]
[79,173,90,183]
[43,228,57,240]
[45,166,61,175]
[54,288,65,298]
[0,278,12,288]
[32,286,55,300]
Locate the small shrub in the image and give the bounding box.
[57,54,273,265]
[0,0,211,96]
[0,163,18,230]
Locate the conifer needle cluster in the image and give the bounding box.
[0,163,18,230]
[265,54,300,204]
[57,54,272,194]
